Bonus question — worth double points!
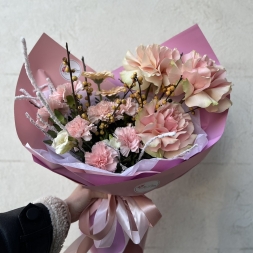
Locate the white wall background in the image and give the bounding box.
[0,0,252,252]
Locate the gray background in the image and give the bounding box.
[0,1,252,252]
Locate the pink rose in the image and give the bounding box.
[85,141,118,172]
[174,51,232,112]
[120,44,181,92]
[87,100,117,123]
[65,115,96,141]
[135,100,196,158]
[114,126,141,157]
[119,97,138,116]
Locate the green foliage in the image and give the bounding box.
[47,130,57,138]
[48,118,61,131]
[69,150,85,162]
[54,109,67,125]
[66,95,76,109]
[43,139,53,145]
[53,124,61,132]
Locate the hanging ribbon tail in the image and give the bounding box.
[65,194,162,253]
[123,231,148,253]
[132,195,162,227]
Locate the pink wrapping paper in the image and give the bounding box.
[15,24,228,197]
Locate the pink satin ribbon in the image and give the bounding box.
[74,194,162,253]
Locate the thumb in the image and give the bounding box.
[90,190,108,199]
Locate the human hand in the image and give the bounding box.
[65,185,107,223]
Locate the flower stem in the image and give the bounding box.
[66,43,79,112]
[111,80,135,118]
[135,76,143,107]
[81,56,91,106]
[145,84,151,100]
[95,81,103,101]
[185,106,200,114]
[165,75,182,102]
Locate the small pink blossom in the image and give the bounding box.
[65,115,96,141]
[85,141,118,172]
[36,96,69,129]
[36,107,50,129]
[48,96,69,116]
[120,44,181,92]
[87,100,117,123]
[50,81,83,102]
[114,126,141,157]
[135,100,196,158]
[119,97,138,116]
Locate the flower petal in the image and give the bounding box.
[182,79,194,99]
[205,97,232,113]
[185,91,218,108]
[205,83,232,102]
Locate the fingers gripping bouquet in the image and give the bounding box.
[15,25,232,252]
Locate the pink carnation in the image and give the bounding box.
[120,44,181,92]
[36,107,50,130]
[65,115,96,141]
[119,97,138,116]
[114,126,141,157]
[174,51,232,113]
[50,81,83,102]
[135,100,196,158]
[36,96,69,129]
[87,100,117,123]
[48,96,69,115]
[85,141,118,172]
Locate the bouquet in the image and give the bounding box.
[15,25,232,253]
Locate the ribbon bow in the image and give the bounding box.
[65,194,162,253]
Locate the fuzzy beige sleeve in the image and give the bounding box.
[34,196,71,253]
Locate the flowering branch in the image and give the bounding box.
[36,92,66,131]
[25,112,53,140]
[15,95,40,101]
[65,43,79,112]
[81,56,91,106]
[46,77,56,94]
[37,114,58,132]
[20,38,47,102]
[16,89,41,108]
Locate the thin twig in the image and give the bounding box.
[165,75,182,102]
[66,43,79,111]
[46,78,56,93]
[81,56,91,106]
[36,92,66,131]
[135,76,143,107]
[25,112,53,140]
[37,114,58,132]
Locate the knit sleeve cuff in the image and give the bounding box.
[34,196,71,253]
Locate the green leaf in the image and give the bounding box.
[54,109,67,125]
[66,95,76,109]
[47,130,57,138]
[43,139,53,145]
[53,124,61,132]
[70,111,77,118]
[48,117,54,124]
[69,150,85,162]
